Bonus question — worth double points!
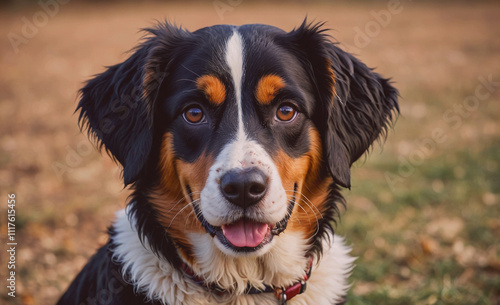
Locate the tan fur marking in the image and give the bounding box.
[158,133,183,195]
[196,75,226,105]
[255,74,286,105]
[273,127,330,237]
[326,59,337,103]
[153,133,213,264]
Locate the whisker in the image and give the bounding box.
[167,199,199,229]
[181,64,201,78]
[283,189,322,216]
[161,190,201,216]
[184,209,197,228]
[293,202,307,226]
[164,195,190,214]
[287,197,321,237]
[176,78,197,84]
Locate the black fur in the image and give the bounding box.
[279,21,399,188]
[325,43,399,188]
[57,230,163,305]
[77,25,191,185]
[59,20,398,304]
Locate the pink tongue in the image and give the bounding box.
[222,219,269,248]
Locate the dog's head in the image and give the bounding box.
[78,21,398,263]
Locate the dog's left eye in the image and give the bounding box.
[183,106,206,124]
[276,104,298,122]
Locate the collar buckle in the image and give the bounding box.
[277,290,288,305]
[274,277,308,305]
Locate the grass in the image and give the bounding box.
[0,1,499,304]
[338,125,500,304]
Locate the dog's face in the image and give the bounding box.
[78,22,398,262]
[159,26,326,256]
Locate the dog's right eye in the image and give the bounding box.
[183,106,205,124]
[276,104,298,122]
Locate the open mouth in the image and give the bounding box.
[195,211,292,252]
[191,184,297,253]
[222,219,272,248]
[218,218,274,252]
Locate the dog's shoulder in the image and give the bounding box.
[57,241,158,305]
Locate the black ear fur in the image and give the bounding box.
[325,44,399,188]
[77,23,189,185]
[283,21,399,188]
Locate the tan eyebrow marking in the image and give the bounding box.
[255,74,286,105]
[196,75,226,106]
[326,59,337,104]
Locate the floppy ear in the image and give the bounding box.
[282,21,399,188]
[77,23,189,185]
[323,44,399,188]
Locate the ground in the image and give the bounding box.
[0,1,499,304]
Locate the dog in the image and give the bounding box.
[57,20,399,305]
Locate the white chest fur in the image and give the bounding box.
[112,209,355,305]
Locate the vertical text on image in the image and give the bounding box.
[6,193,17,298]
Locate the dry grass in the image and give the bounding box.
[0,1,499,304]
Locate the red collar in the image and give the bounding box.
[180,257,314,304]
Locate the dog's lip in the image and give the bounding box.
[193,205,295,252]
[192,203,293,239]
[191,207,279,252]
[191,183,297,252]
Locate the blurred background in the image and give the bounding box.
[0,1,499,304]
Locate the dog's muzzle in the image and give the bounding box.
[192,176,297,253]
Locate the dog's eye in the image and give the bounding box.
[183,106,205,124]
[276,104,298,122]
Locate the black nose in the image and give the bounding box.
[220,168,268,208]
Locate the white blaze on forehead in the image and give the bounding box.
[199,29,287,249]
[224,30,245,141]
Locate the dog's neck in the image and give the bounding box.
[112,208,354,305]
[179,254,314,302]
[184,230,312,295]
